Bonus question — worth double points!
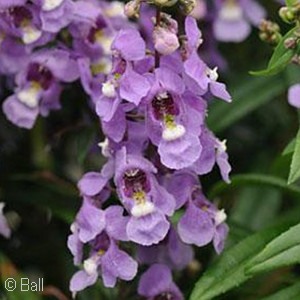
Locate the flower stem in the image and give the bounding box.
[155,7,161,68]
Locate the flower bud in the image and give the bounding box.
[124,0,140,18]
[153,0,178,7]
[179,0,197,15]
[190,0,207,19]
[284,37,297,49]
[153,26,180,55]
[259,20,281,46]
[279,6,296,23]
[153,14,180,55]
[292,54,300,65]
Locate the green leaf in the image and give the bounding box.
[251,28,299,77]
[6,174,79,223]
[189,217,299,300]
[208,75,286,133]
[248,244,300,274]
[230,187,281,232]
[209,173,300,199]
[247,223,300,275]
[286,0,299,7]
[260,282,300,300]
[288,118,300,184]
[282,138,296,156]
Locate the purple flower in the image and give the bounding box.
[70,232,138,292]
[288,84,300,109]
[213,0,266,42]
[73,198,106,243]
[165,170,199,209]
[39,0,74,33]
[2,49,79,128]
[95,28,151,142]
[182,17,231,102]
[178,189,229,254]
[153,13,180,56]
[183,52,231,102]
[0,34,29,75]
[145,67,204,169]
[0,4,45,45]
[114,147,175,245]
[112,28,146,61]
[0,203,11,239]
[71,5,114,60]
[138,264,184,300]
[137,227,194,270]
[69,203,137,292]
[78,167,112,199]
[192,129,232,181]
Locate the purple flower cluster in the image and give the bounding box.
[68,9,231,298]
[1,0,232,297]
[1,0,127,128]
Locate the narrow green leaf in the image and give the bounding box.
[6,175,79,223]
[247,223,300,274]
[251,223,300,262]
[251,28,298,77]
[282,138,296,156]
[208,75,286,133]
[248,244,300,274]
[260,282,300,300]
[189,217,298,300]
[288,119,300,184]
[209,174,300,199]
[230,187,281,232]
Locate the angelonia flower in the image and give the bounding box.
[213,0,266,42]
[0,0,232,297]
[68,9,231,296]
[1,0,126,128]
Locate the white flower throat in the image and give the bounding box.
[152,92,186,141]
[219,0,243,21]
[42,0,64,11]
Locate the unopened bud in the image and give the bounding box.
[284,37,297,49]
[259,19,282,45]
[292,54,300,65]
[153,27,180,55]
[190,0,207,19]
[153,0,178,7]
[279,6,296,23]
[179,0,197,15]
[124,0,140,18]
[153,14,180,55]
